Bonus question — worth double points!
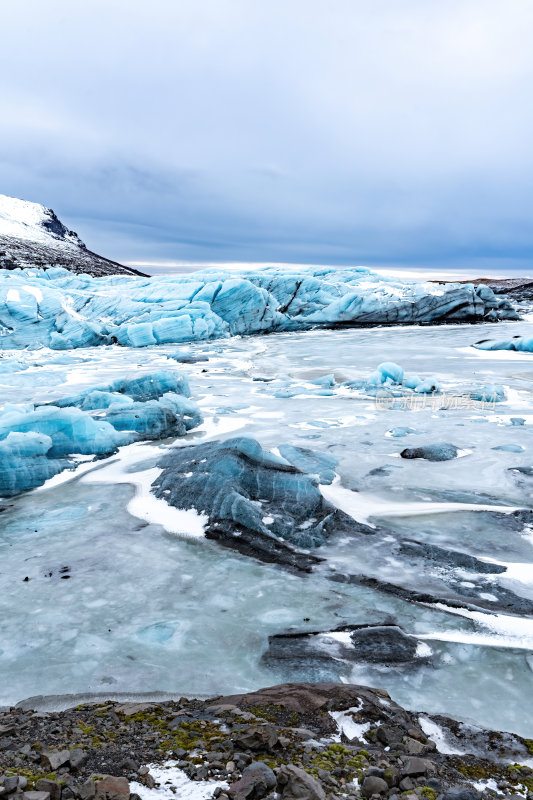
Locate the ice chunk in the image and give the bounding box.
[0,431,69,496]
[365,362,440,394]
[414,378,441,393]
[376,362,404,384]
[0,371,202,496]
[152,437,355,553]
[401,443,459,461]
[277,443,338,483]
[468,384,506,402]
[386,427,420,438]
[474,336,533,352]
[0,404,128,458]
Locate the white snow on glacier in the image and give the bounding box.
[0,264,518,350]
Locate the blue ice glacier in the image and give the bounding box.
[0,370,202,496]
[0,265,519,350]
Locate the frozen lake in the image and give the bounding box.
[1,316,533,735]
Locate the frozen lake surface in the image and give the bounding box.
[1,316,533,736]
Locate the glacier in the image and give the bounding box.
[0,370,202,495]
[0,264,519,351]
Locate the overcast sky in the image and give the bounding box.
[1,0,533,270]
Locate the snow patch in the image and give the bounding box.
[130,763,227,800]
[330,703,372,742]
[418,716,465,755]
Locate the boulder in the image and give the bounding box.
[361,776,389,796]
[401,758,430,777]
[228,761,277,799]
[94,777,130,800]
[217,682,393,714]
[40,750,70,771]
[276,765,325,800]
[443,789,481,800]
[233,725,278,752]
[34,783,60,800]
[69,748,87,771]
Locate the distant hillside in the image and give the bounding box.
[0,195,146,277]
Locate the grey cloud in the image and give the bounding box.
[1,0,533,268]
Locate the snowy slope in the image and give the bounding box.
[0,194,145,277]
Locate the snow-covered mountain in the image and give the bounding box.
[0,194,145,276]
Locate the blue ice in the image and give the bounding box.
[0,265,518,351]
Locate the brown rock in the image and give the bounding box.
[94,777,130,800]
[217,682,393,714]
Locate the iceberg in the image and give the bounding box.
[0,265,519,351]
[0,370,202,496]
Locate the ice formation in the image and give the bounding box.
[262,623,428,683]
[474,335,533,352]
[400,443,459,461]
[152,437,365,556]
[0,265,519,350]
[367,361,441,393]
[0,371,202,496]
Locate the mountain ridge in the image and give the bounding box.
[0,194,146,277]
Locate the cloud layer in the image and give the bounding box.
[2,0,533,269]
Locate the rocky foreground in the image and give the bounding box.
[1,684,532,800]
